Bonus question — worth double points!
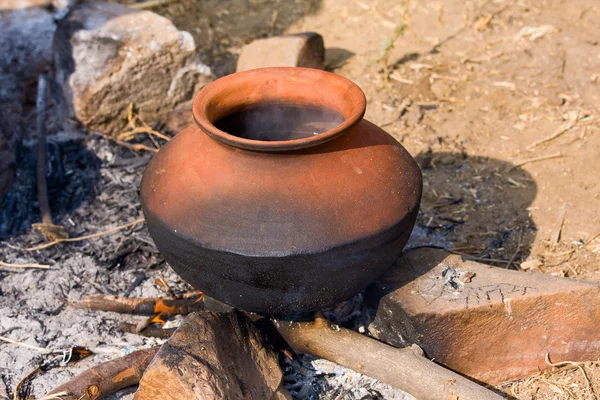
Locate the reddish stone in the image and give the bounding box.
[367,248,600,384]
[236,33,325,72]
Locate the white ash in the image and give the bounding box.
[282,354,414,400]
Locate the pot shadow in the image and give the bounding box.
[407,151,537,261]
[365,150,538,301]
[0,135,101,239]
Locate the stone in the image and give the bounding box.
[135,311,283,400]
[236,32,325,72]
[53,2,213,135]
[366,248,600,385]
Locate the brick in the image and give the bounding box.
[236,32,325,72]
[366,248,600,384]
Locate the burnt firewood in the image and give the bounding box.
[119,322,176,338]
[134,311,283,400]
[46,347,159,400]
[69,293,204,316]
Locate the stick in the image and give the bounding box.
[526,111,579,150]
[36,75,50,226]
[69,293,204,315]
[46,347,159,400]
[0,336,53,354]
[26,218,145,251]
[275,317,503,400]
[129,0,178,9]
[505,229,523,270]
[13,366,42,400]
[117,127,171,143]
[115,140,159,153]
[584,230,600,246]
[508,152,562,171]
[0,261,50,270]
[33,75,68,243]
[119,322,176,339]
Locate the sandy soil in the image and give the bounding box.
[1,0,599,399]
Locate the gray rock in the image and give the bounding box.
[53,2,213,135]
[236,32,325,72]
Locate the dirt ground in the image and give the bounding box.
[1,0,599,399]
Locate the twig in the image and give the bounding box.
[129,0,178,9]
[46,347,159,400]
[13,366,42,400]
[36,75,50,226]
[584,230,600,246]
[26,218,145,251]
[526,111,580,150]
[117,127,171,143]
[508,152,563,171]
[0,336,52,354]
[505,229,523,269]
[119,322,176,339]
[115,140,158,153]
[33,75,68,242]
[550,209,566,245]
[545,353,597,400]
[0,261,50,270]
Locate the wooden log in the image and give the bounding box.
[134,311,283,400]
[46,347,159,400]
[275,317,503,400]
[70,293,204,315]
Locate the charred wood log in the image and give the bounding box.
[46,347,159,400]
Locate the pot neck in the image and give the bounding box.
[192,67,366,152]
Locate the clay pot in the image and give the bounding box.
[141,67,422,315]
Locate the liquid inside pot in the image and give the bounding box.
[213,103,345,142]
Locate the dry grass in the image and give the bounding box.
[502,360,600,400]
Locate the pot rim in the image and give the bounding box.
[192,67,367,151]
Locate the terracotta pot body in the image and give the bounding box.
[141,68,422,315]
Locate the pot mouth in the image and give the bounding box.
[192,67,367,151]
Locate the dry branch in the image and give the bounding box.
[26,219,144,251]
[275,317,503,400]
[0,261,50,270]
[46,347,159,400]
[33,74,68,242]
[119,322,176,338]
[508,152,563,171]
[69,293,204,316]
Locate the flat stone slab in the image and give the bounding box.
[367,248,600,384]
